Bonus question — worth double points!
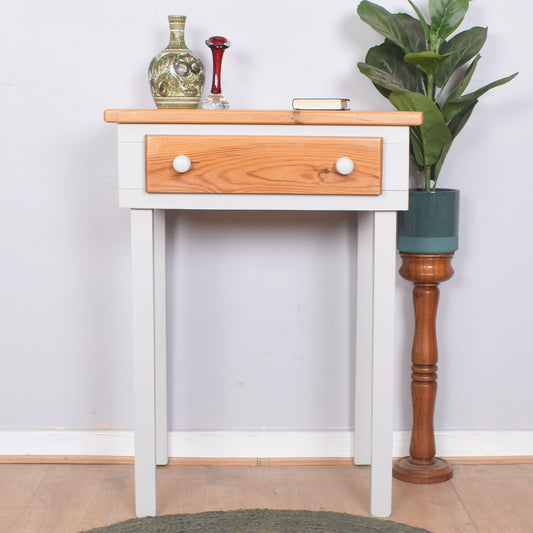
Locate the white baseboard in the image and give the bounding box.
[393,430,533,458]
[1,429,532,458]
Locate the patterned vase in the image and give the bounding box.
[148,16,205,109]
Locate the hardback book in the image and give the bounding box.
[292,98,350,110]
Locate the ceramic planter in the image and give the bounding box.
[397,188,460,254]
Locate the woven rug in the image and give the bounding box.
[80,509,432,532]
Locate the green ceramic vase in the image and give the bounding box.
[397,188,460,254]
[148,16,205,109]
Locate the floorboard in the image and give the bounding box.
[3,463,533,533]
[451,464,533,533]
[390,474,477,533]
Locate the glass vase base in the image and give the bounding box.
[200,93,230,110]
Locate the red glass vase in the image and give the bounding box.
[200,36,230,109]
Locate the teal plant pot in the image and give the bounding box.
[397,188,460,254]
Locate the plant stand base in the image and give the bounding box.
[393,253,455,485]
[393,456,453,483]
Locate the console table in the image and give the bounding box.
[104,109,422,518]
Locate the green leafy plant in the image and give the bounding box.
[357,0,517,191]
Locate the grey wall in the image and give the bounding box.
[1,0,531,433]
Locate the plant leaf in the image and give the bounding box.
[357,62,414,94]
[363,43,424,97]
[444,54,481,103]
[434,26,487,88]
[447,99,478,138]
[429,0,469,47]
[433,100,477,179]
[450,72,519,103]
[408,0,430,47]
[404,51,448,74]
[433,141,452,181]
[389,91,452,166]
[357,1,426,53]
[442,72,518,121]
[410,127,426,168]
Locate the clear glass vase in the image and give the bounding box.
[200,36,230,110]
[148,16,205,109]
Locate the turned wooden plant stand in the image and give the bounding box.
[393,253,454,483]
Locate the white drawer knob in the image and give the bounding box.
[335,157,354,175]
[173,155,192,173]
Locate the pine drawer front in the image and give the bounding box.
[145,135,383,195]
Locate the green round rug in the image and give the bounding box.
[80,509,432,532]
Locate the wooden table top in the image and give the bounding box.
[104,109,423,126]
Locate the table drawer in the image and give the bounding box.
[145,135,382,195]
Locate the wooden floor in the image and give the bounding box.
[1,462,532,532]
